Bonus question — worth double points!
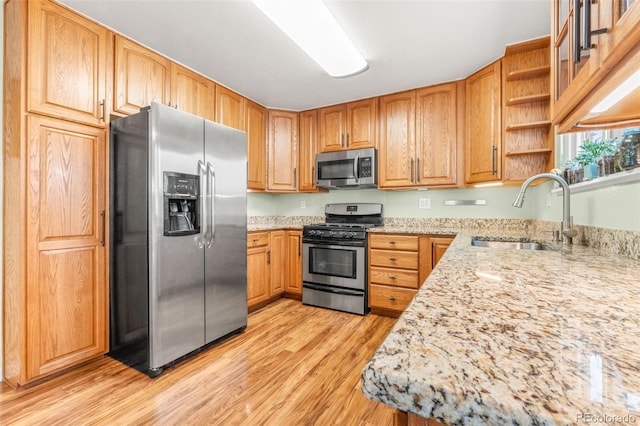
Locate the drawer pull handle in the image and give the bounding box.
[253,239,259,243]
[389,241,396,245]
[389,297,397,302]
[389,257,397,262]
[389,276,396,280]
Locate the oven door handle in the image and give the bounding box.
[303,283,364,297]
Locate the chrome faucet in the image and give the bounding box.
[512,173,578,245]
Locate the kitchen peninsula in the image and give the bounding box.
[362,232,640,425]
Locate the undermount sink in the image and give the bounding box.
[471,237,551,251]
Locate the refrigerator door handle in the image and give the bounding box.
[198,160,207,249]
[207,161,215,248]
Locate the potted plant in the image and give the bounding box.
[573,138,616,181]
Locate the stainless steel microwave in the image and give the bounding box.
[315,148,377,189]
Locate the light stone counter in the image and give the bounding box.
[362,233,640,425]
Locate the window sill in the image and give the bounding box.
[551,167,640,195]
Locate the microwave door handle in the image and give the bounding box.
[353,154,359,182]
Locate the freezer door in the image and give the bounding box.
[149,103,206,369]
[204,120,248,344]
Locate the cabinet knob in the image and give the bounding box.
[389,276,396,280]
[389,257,397,262]
[389,297,397,302]
[389,241,396,245]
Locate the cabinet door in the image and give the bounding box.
[267,110,298,191]
[28,0,108,126]
[215,86,245,131]
[347,98,377,150]
[247,245,270,308]
[171,63,213,120]
[26,116,108,381]
[318,104,346,152]
[465,61,502,184]
[416,83,459,186]
[246,100,267,190]
[285,231,303,296]
[299,110,319,191]
[114,36,171,115]
[378,91,416,188]
[270,231,286,297]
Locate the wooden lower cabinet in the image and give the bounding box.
[395,410,447,426]
[369,233,454,317]
[247,232,271,309]
[247,229,303,310]
[284,230,303,297]
[270,230,286,297]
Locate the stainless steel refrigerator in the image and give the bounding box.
[109,102,247,377]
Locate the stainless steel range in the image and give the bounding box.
[302,203,383,315]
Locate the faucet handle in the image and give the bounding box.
[562,227,578,239]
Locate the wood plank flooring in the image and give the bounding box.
[0,299,397,425]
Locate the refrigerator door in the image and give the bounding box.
[149,103,206,369]
[204,120,248,344]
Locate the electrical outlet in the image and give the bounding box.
[418,198,430,209]
[546,192,552,207]
[300,201,306,209]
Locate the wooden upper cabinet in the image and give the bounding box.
[319,104,346,152]
[26,115,108,384]
[378,91,416,188]
[298,110,319,192]
[170,63,214,120]
[552,0,640,131]
[416,82,461,186]
[318,98,377,152]
[114,36,171,115]
[267,110,298,191]
[347,98,377,150]
[27,0,108,127]
[215,86,245,131]
[465,60,502,184]
[245,99,267,191]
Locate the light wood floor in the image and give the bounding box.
[0,298,397,425]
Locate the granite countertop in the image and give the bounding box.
[247,224,304,231]
[362,232,640,425]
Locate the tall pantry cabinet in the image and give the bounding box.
[4,0,109,387]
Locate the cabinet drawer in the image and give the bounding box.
[369,234,418,251]
[247,232,269,248]
[370,249,418,270]
[370,267,418,289]
[370,284,417,312]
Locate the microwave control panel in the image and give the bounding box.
[359,157,372,177]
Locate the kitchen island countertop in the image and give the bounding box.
[362,232,640,425]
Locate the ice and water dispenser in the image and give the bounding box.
[163,172,200,236]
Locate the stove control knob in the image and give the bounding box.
[309,230,317,236]
[346,232,355,238]
[328,231,335,236]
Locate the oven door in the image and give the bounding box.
[302,242,365,291]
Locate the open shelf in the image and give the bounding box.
[505,120,552,131]
[506,93,550,106]
[506,66,551,81]
[505,148,553,157]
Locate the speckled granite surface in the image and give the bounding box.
[248,216,640,259]
[361,233,640,425]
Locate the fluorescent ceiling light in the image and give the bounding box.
[251,0,368,78]
[590,69,640,113]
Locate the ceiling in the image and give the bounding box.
[59,0,551,111]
